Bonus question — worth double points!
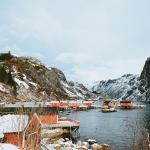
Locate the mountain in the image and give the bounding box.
[90,58,150,101]
[0,52,95,103]
[140,57,150,101]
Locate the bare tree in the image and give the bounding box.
[124,113,150,150]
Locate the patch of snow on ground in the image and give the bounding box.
[0,84,9,93]
[21,74,37,87]
[14,77,29,89]
[29,81,37,87]
[61,81,69,88]
[0,144,19,150]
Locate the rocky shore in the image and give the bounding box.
[42,138,112,150]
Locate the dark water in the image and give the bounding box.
[66,104,150,150]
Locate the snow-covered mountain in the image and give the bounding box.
[0,52,95,103]
[90,74,144,101]
[90,58,150,102]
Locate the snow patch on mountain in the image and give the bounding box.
[61,81,95,99]
[14,77,29,89]
[0,84,10,93]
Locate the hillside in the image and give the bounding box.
[90,74,142,101]
[90,58,150,101]
[0,52,95,103]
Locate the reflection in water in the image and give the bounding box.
[66,104,150,150]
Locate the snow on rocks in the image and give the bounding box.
[0,84,9,93]
[14,77,29,89]
[61,80,93,99]
[91,143,102,150]
[42,138,112,150]
[87,139,96,145]
[82,142,89,149]
[28,81,37,87]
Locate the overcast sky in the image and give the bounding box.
[0,0,150,83]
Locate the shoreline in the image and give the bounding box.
[42,137,112,150]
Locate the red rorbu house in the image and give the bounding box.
[47,100,95,108]
[47,101,81,108]
[47,101,60,107]
[83,101,96,107]
[103,100,135,109]
[40,114,80,130]
[0,113,41,150]
[119,101,135,109]
[68,101,80,107]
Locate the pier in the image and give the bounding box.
[42,117,80,139]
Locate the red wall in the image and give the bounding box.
[40,115,58,124]
[4,132,23,148]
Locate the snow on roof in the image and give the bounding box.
[0,143,19,150]
[0,115,28,133]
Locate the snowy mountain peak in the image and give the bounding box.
[90,73,148,101]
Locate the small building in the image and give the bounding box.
[0,113,41,150]
[47,100,96,109]
[83,101,96,107]
[120,101,135,109]
[103,100,120,108]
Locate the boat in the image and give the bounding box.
[101,107,117,113]
[136,104,146,108]
[76,105,88,111]
[87,139,97,145]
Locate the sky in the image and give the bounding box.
[0,0,150,83]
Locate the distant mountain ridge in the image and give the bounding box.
[90,58,150,101]
[0,52,95,103]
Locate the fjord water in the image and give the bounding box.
[67,104,150,150]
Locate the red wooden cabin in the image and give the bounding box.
[40,114,58,124]
[120,101,134,108]
[0,114,41,150]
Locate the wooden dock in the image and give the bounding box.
[43,117,80,139]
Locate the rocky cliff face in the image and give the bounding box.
[140,57,150,101]
[90,57,150,102]
[0,52,95,103]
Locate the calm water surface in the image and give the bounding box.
[66,104,150,150]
